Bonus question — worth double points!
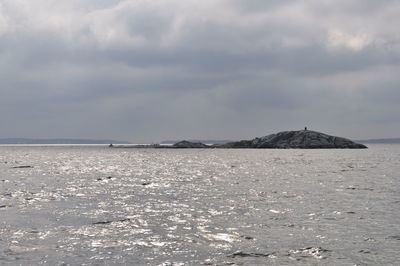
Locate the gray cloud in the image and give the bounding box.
[0,0,399,141]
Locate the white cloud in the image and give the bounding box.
[327,29,371,51]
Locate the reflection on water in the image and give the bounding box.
[0,145,400,265]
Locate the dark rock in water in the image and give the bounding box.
[218,130,367,149]
[12,165,34,169]
[172,141,209,148]
[92,218,131,225]
[97,176,113,181]
[227,251,272,258]
[92,220,113,225]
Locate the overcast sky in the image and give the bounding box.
[1,0,399,142]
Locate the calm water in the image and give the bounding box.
[0,145,399,265]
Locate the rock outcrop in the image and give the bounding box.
[218,130,367,149]
[172,141,210,148]
[111,130,367,149]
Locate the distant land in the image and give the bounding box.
[356,138,400,144]
[0,138,130,145]
[116,130,367,149]
[161,137,400,145]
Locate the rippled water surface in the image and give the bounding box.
[1,145,399,265]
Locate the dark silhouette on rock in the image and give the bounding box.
[218,130,367,149]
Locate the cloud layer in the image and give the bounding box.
[1,0,399,141]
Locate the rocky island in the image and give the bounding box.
[111,130,367,149]
[172,141,210,148]
[216,130,367,149]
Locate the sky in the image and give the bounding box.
[1,0,399,142]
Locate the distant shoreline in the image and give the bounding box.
[1,137,399,146]
[356,138,400,144]
[0,144,118,147]
[0,138,130,145]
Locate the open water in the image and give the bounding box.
[0,145,399,265]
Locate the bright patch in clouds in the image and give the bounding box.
[328,30,371,51]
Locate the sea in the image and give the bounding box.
[0,145,399,265]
